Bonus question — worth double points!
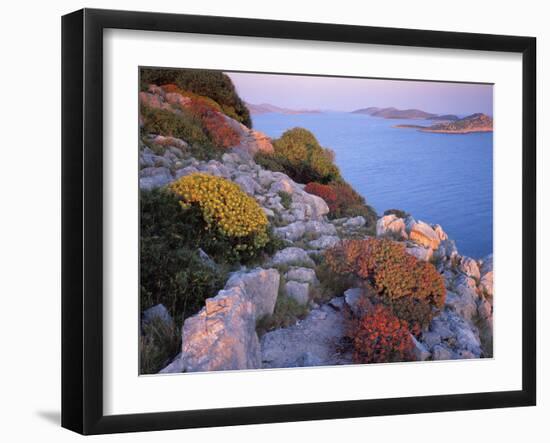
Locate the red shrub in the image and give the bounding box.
[304,181,376,226]
[353,305,416,364]
[159,84,240,149]
[304,182,338,213]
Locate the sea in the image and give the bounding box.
[252,112,493,259]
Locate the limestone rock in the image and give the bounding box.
[261,304,351,368]
[343,216,366,229]
[285,267,318,284]
[139,167,173,190]
[409,221,441,250]
[271,247,315,268]
[406,245,433,261]
[285,281,310,305]
[180,286,261,372]
[344,287,364,317]
[434,239,459,261]
[432,344,453,361]
[376,214,407,240]
[142,304,174,329]
[412,336,431,361]
[308,235,340,250]
[459,257,481,280]
[225,268,280,319]
[433,224,448,241]
[479,254,494,296]
[234,175,261,196]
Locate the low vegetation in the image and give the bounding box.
[140,68,252,127]
[256,128,341,184]
[352,304,415,364]
[169,173,270,262]
[325,238,446,330]
[256,284,309,336]
[140,189,227,320]
[140,317,181,375]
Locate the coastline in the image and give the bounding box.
[393,124,493,134]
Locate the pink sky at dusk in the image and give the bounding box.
[227,71,493,116]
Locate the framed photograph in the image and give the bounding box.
[62,8,536,435]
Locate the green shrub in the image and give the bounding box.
[254,153,286,173]
[383,208,410,219]
[140,104,222,160]
[140,68,251,127]
[140,189,226,320]
[256,285,309,336]
[257,128,342,184]
[278,191,292,210]
[140,317,181,374]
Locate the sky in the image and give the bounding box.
[227,72,493,116]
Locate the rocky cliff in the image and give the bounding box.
[139,79,493,374]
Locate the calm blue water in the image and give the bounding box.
[253,113,493,259]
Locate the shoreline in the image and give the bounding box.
[393,124,493,134]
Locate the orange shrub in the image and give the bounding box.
[325,238,446,328]
[353,305,416,364]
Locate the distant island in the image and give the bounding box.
[352,107,436,120]
[394,113,493,134]
[246,102,322,115]
[351,106,461,121]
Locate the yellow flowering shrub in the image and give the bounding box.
[169,174,269,257]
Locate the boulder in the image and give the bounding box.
[159,353,184,374]
[271,247,315,267]
[432,344,453,361]
[406,245,433,261]
[434,239,459,261]
[285,267,318,284]
[142,304,174,329]
[174,166,199,179]
[258,169,276,187]
[285,281,310,305]
[433,224,448,241]
[344,288,364,317]
[297,193,330,220]
[459,257,481,280]
[225,268,280,319]
[308,235,340,250]
[479,254,494,296]
[445,290,477,322]
[139,167,173,190]
[270,178,295,195]
[328,296,346,311]
[219,114,273,155]
[234,175,261,196]
[376,214,407,240]
[343,216,366,229]
[412,336,431,361]
[409,221,441,250]
[274,222,307,241]
[179,286,261,372]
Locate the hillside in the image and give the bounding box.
[138,68,493,375]
[352,106,437,119]
[246,102,322,115]
[395,113,493,133]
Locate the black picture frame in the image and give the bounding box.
[61,8,537,435]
